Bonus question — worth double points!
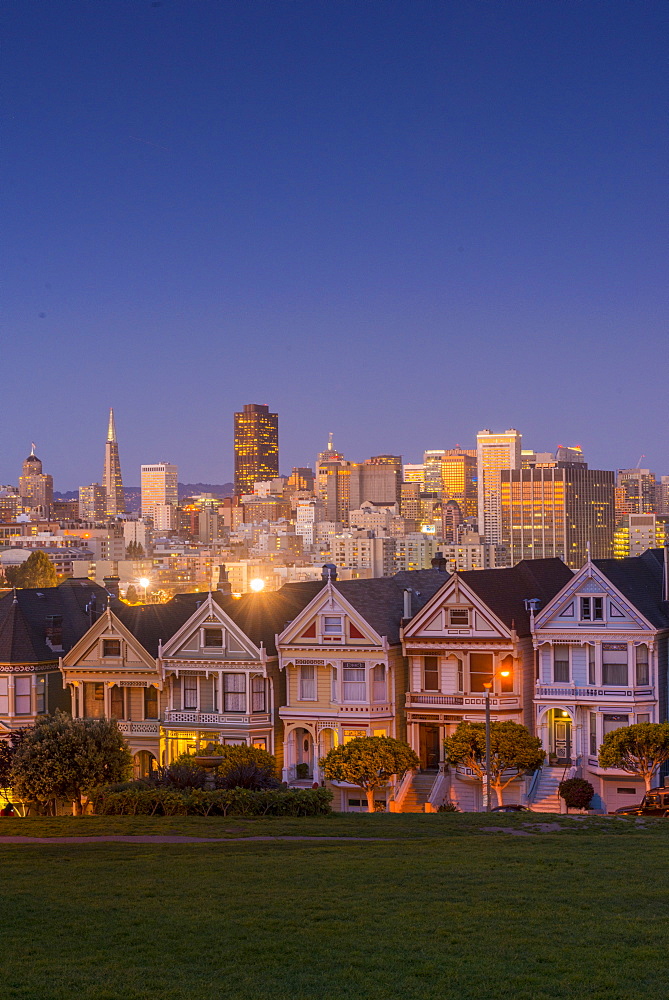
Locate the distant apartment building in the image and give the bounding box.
[615,468,656,519]
[500,463,615,568]
[18,445,53,517]
[614,513,668,559]
[477,429,522,545]
[234,403,279,496]
[79,483,106,521]
[392,534,438,572]
[332,533,396,578]
[141,463,178,521]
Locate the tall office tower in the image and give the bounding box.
[615,468,656,518]
[234,403,279,496]
[422,450,447,494]
[349,455,403,509]
[500,463,615,569]
[656,476,669,515]
[403,463,425,488]
[79,483,106,521]
[316,433,345,503]
[102,408,126,517]
[141,463,179,521]
[476,429,522,544]
[324,462,352,523]
[18,444,53,516]
[286,467,315,494]
[440,450,477,518]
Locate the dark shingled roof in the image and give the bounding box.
[112,601,199,658]
[0,579,110,665]
[458,558,574,635]
[592,549,669,629]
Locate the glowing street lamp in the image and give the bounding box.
[482,666,512,812]
[138,577,150,602]
[249,578,265,593]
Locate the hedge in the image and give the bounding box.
[92,786,333,817]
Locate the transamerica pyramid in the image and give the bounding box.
[102,407,126,517]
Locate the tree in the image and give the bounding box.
[11,711,133,814]
[598,722,669,792]
[124,585,139,603]
[126,541,145,559]
[443,721,545,807]
[4,551,57,589]
[559,777,594,811]
[0,729,28,813]
[320,736,419,813]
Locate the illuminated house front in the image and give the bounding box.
[401,560,573,811]
[277,570,446,810]
[532,549,669,813]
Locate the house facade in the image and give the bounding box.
[401,559,573,811]
[532,549,669,813]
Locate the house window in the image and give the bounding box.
[456,658,464,693]
[588,646,596,686]
[469,653,493,693]
[103,639,121,657]
[251,676,265,712]
[323,616,342,635]
[203,629,223,648]
[449,608,469,626]
[331,666,338,702]
[35,675,46,714]
[299,665,316,701]
[423,656,439,691]
[110,685,125,719]
[83,681,104,718]
[635,645,649,686]
[603,713,628,736]
[343,663,366,702]
[372,665,386,703]
[343,729,365,743]
[580,597,603,621]
[253,738,267,751]
[637,713,650,724]
[0,677,8,715]
[183,676,198,710]
[589,712,597,756]
[602,644,628,686]
[15,676,32,715]
[224,673,246,712]
[144,685,159,719]
[553,649,570,684]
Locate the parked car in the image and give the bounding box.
[614,789,669,816]
[491,804,529,813]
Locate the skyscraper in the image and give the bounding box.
[18,444,53,516]
[102,408,126,517]
[141,463,179,520]
[476,429,522,545]
[234,403,279,496]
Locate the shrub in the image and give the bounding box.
[92,785,333,818]
[559,777,595,810]
[437,802,460,812]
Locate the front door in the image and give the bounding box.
[554,717,572,765]
[419,724,441,770]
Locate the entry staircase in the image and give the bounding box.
[399,772,437,813]
[529,766,564,813]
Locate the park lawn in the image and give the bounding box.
[0,821,668,1000]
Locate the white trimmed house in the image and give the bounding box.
[532,549,669,813]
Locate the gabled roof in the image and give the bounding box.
[112,601,199,658]
[457,559,574,635]
[0,579,110,665]
[592,549,669,630]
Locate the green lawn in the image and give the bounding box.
[0,815,667,999]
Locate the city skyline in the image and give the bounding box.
[2,2,667,487]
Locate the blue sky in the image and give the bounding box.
[2,1,667,489]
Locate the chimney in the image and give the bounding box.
[104,577,120,600]
[403,589,412,620]
[45,614,63,651]
[431,551,447,572]
[217,565,232,596]
[322,563,337,582]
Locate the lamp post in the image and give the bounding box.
[482,666,512,812]
[138,577,150,603]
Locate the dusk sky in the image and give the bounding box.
[2,1,667,490]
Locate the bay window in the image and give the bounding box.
[251,676,265,712]
[343,663,366,701]
[553,648,570,684]
[372,665,386,703]
[635,645,649,686]
[110,685,125,719]
[224,673,246,712]
[299,665,316,701]
[423,656,439,691]
[183,676,198,710]
[602,644,628,686]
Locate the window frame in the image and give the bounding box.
[183,675,198,711]
[298,665,316,701]
[449,608,470,627]
[553,648,570,684]
[14,676,32,716]
[223,673,246,713]
[580,596,604,622]
[102,638,121,658]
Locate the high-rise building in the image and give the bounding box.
[402,464,425,488]
[614,513,667,559]
[102,409,126,517]
[349,456,403,510]
[615,468,656,519]
[477,429,522,544]
[79,483,106,521]
[141,463,178,521]
[500,463,615,568]
[316,433,345,503]
[18,444,53,516]
[422,450,447,494]
[440,450,477,518]
[656,476,669,515]
[234,403,279,496]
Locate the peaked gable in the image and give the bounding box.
[62,608,156,672]
[534,561,655,633]
[160,593,261,661]
[278,582,384,647]
[403,574,512,641]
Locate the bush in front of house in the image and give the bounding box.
[559,777,595,810]
[91,785,333,817]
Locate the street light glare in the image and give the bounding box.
[249,578,265,592]
[138,577,150,589]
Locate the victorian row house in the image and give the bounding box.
[2,551,668,812]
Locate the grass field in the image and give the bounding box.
[1,814,667,999]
